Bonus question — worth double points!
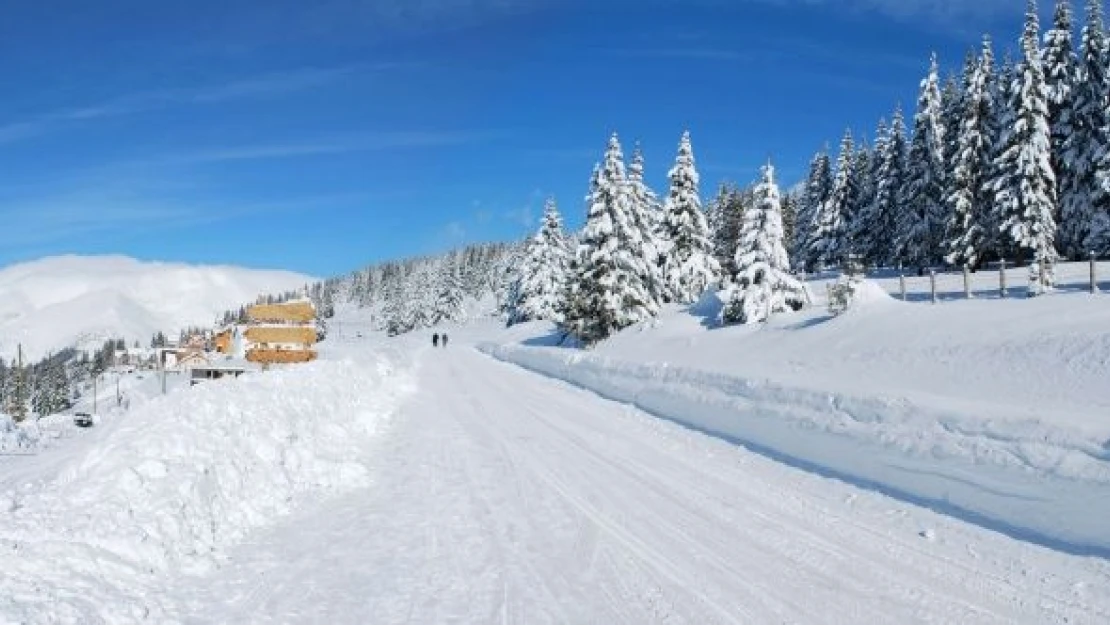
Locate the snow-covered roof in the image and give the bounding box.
[194,357,255,372]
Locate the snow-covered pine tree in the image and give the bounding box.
[722,163,808,324]
[431,259,467,325]
[627,144,667,307]
[561,135,659,345]
[707,182,744,279]
[986,51,1018,262]
[853,119,889,265]
[1075,0,1110,256]
[946,36,997,270]
[941,68,967,178]
[7,359,29,423]
[781,190,799,258]
[31,356,69,417]
[847,138,874,259]
[807,130,856,269]
[0,362,8,413]
[994,0,1059,294]
[1042,0,1077,227]
[868,109,908,267]
[660,131,721,303]
[506,198,571,325]
[897,53,947,273]
[796,149,833,271]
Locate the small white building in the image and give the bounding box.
[189,359,253,385]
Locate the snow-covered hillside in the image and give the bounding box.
[0,255,313,359]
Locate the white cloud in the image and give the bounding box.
[160,130,497,165]
[611,47,751,61]
[740,0,1014,22]
[0,65,377,146]
[0,160,380,247]
[445,221,467,240]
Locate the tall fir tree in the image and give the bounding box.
[853,119,889,265]
[946,36,997,269]
[561,135,659,345]
[627,144,667,307]
[7,358,29,423]
[432,262,467,325]
[707,182,745,280]
[796,149,833,270]
[869,109,909,266]
[1042,0,1077,228]
[722,163,808,324]
[847,139,875,259]
[781,190,799,259]
[994,0,1059,294]
[807,130,856,268]
[1077,0,1110,256]
[507,198,571,325]
[941,68,967,178]
[986,52,1019,261]
[897,53,947,272]
[660,131,720,303]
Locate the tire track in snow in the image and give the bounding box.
[459,347,1110,624]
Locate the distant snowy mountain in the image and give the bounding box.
[0,255,314,360]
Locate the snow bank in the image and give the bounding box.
[844,278,897,308]
[0,348,415,623]
[0,415,38,454]
[479,343,1110,556]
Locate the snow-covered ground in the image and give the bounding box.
[0,346,414,622]
[2,270,1110,623]
[0,255,313,360]
[167,326,1110,624]
[481,270,1110,555]
[1,367,190,456]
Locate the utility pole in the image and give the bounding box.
[12,343,26,423]
[93,373,97,415]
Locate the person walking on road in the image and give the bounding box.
[442,333,449,348]
[432,333,439,348]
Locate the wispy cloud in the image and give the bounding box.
[0,64,376,146]
[0,158,386,247]
[185,65,365,103]
[503,204,536,229]
[689,0,1013,22]
[444,221,467,240]
[171,130,497,164]
[0,191,384,248]
[611,47,751,62]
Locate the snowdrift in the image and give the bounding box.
[0,349,414,623]
[479,343,1110,556]
[0,415,37,454]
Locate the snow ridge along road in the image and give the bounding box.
[0,350,413,624]
[480,341,1110,558]
[177,344,1110,624]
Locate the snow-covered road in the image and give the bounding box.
[173,344,1110,624]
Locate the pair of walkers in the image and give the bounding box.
[432,332,449,348]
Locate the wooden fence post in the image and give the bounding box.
[930,269,937,304]
[898,264,907,301]
[1091,251,1098,294]
[963,264,972,299]
[999,258,1007,298]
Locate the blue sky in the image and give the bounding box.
[0,0,1035,276]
